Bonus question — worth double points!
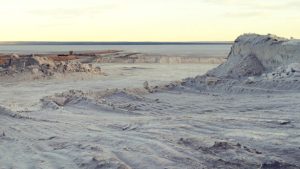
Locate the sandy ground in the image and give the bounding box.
[0,63,300,169]
[0,64,217,112]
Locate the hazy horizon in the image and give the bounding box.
[0,41,233,45]
[1,0,299,41]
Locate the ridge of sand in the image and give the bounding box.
[208,33,300,78]
[0,55,101,81]
[179,34,300,94]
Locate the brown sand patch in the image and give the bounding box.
[0,58,6,65]
[48,55,79,62]
[0,56,9,65]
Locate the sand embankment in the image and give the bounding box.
[178,34,300,93]
[96,52,225,64]
[0,54,101,80]
[208,34,300,78]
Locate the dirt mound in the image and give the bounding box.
[41,88,150,111]
[179,34,300,93]
[0,55,101,78]
[208,34,300,78]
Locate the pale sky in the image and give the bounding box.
[0,0,299,41]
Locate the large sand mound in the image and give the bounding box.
[181,34,300,93]
[208,34,300,78]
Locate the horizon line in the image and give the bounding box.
[0,41,233,45]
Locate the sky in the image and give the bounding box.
[0,0,299,41]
